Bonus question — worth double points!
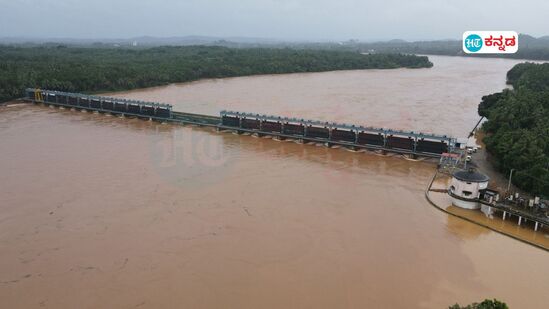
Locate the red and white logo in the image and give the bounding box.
[463,31,518,54]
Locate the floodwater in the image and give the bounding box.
[108,55,523,137]
[1,55,548,309]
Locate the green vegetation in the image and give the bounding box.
[0,45,432,102]
[449,299,509,309]
[478,62,549,196]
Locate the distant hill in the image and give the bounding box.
[302,34,549,61]
[0,35,287,48]
[2,34,549,60]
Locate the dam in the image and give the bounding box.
[25,88,457,158]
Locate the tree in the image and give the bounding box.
[479,63,549,196]
[449,299,509,309]
[0,45,432,103]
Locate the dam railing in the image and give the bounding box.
[24,88,457,158]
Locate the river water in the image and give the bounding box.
[1,55,547,308]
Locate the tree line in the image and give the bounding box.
[449,298,508,309]
[478,62,549,196]
[0,45,432,103]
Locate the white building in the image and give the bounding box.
[448,169,490,209]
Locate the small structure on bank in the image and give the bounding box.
[448,169,490,209]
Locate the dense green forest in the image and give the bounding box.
[478,62,549,196]
[0,45,432,102]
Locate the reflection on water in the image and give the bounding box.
[446,212,492,240]
[1,55,549,309]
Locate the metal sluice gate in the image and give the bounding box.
[25,89,457,158]
[220,111,455,157]
[25,88,173,119]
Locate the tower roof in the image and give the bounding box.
[453,169,489,182]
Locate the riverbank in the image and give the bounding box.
[0,45,433,103]
[477,62,549,196]
[0,98,26,106]
[471,131,525,194]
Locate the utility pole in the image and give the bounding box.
[506,169,515,194]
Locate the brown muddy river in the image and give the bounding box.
[1,55,548,308]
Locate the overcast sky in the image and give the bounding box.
[2,0,548,41]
